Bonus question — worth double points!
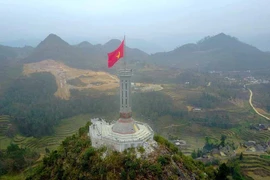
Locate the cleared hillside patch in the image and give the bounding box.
[23,60,119,99]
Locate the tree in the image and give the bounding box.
[191,150,197,159]
[220,135,227,147]
[45,148,50,154]
[197,149,203,158]
[239,152,243,160]
[215,163,230,180]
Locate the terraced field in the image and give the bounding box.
[239,129,270,143]
[177,135,205,155]
[0,115,13,149]
[1,114,91,153]
[161,123,218,155]
[163,123,244,155]
[240,153,270,179]
[0,115,11,136]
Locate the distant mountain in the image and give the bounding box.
[103,39,148,62]
[23,34,87,68]
[0,45,33,94]
[16,33,270,71]
[238,34,270,52]
[150,33,270,70]
[0,38,41,48]
[126,38,165,54]
[0,45,17,60]
[0,45,33,61]
[24,34,149,70]
[76,41,93,48]
[197,33,260,53]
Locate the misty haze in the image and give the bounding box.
[0,0,270,180]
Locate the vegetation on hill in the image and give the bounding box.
[0,73,118,136]
[187,92,220,109]
[0,60,23,95]
[133,91,175,119]
[250,84,270,113]
[0,143,38,176]
[26,123,215,180]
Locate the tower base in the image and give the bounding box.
[112,118,139,134]
[89,118,156,152]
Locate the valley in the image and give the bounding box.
[0,33,270,180]
[1,0,270,178]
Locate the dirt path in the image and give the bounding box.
[248,89,270,120]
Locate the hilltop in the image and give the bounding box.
[26,123,214,180]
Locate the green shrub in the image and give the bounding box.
[148,163,162,175]
[158,155,171,165]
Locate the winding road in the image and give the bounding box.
[248,88,270,120]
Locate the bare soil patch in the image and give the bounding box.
[23,60,119,99]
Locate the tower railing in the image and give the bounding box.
[119,69,132,76]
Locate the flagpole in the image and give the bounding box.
[124,35,126,70]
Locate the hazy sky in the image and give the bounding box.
[0,0,270,50]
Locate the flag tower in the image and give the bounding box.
[112,68,139,134]
[89,37,156,152]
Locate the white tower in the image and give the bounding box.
[112,69,139,134]
[119,69,132,116]
[89,62,155,152]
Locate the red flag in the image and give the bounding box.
[107,39,124,68]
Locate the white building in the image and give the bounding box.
[89,69,156,152]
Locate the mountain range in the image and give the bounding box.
[21,34,148,70]
[1,33,270,71]
[0,45,33,61]
[150,33,270,70]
